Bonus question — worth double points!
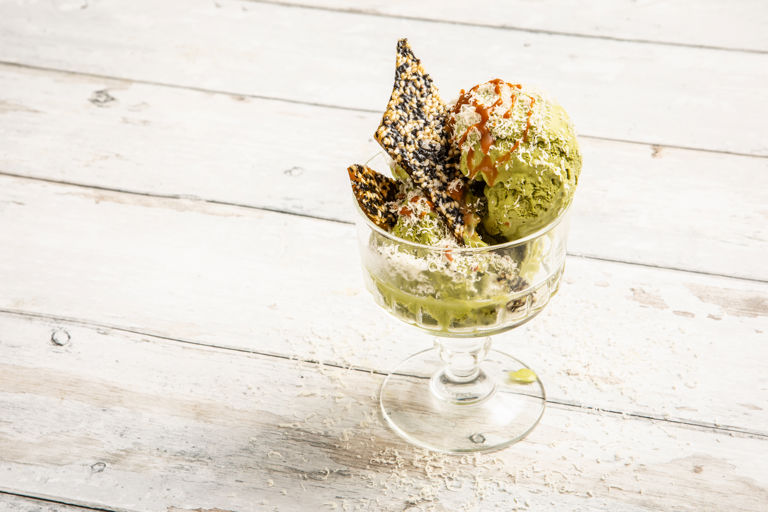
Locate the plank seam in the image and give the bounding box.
[0,489,127,512]
[565,252,768,285]
[1,169,766,284]
[0,170,350,225]
[247,0,768,55]
[1,60,766,160]
[2,307,767,440]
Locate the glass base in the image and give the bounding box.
[380,348,545,453]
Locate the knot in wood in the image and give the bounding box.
[51,328,71,346]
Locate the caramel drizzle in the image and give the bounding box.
[449,79,535,186]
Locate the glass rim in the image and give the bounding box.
[352,185,572,254]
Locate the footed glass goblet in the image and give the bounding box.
[354,170,570,453]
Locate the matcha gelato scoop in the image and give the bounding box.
[391,188,453,247]
[448,80,581,241]
[389,165,488,248]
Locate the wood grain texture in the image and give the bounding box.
[0,175,766,435]
[1,65,766,280]
[1,313,767,512]
[0,0,766,156]
[260,0,768,52]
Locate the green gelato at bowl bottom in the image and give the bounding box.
[368,272,515,333]
[361,234,564,336]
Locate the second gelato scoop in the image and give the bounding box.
[448,79,581,241]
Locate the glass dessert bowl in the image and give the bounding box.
[347,38,581,453]
[355,176,570,453]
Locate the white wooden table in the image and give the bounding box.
[1,1,767,510]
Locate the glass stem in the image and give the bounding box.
[431,337,496,404]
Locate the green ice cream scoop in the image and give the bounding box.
[390,180,488,248]
[483,166,571,240]
[448,80,581,241]
[392,210,450,246]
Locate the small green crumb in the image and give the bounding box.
[508,368,537,384]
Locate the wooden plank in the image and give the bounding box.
[0,175,766,434]
[263,0,768,52]
[1,313,767,511]
[0,494,100,512]
[0,1,766,156]
[1,65,766,280]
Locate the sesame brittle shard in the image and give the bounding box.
[374,38,467,243]
[347,164,399,230]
